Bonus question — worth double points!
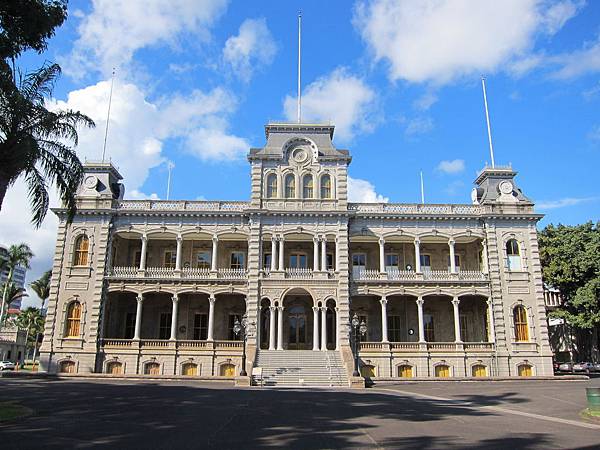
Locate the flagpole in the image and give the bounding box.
[297,11,302,124]
[420,170,425,204]
[101,68,116,162]
[481,77,496,168]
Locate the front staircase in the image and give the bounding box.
[255,350,349,387]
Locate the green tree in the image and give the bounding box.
[539,221,600,360]
[30,269,51,310]
[0,243,33,327]
[0,282,28,309]
[14,306,44,362]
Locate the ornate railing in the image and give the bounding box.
[359,342,494,352]
[285,268,314,279]
[353,269,488,282]
[181,267,211,279]
[463,343,494,351]
[348,203,490,215]
[145,267,175,278]
[101,339,243,350]
[218,268,247,280]
[353,269,380,280]
[116,200,250,212]
[109,267,247,280]
[102,339,134,348]
[112,266,139,277]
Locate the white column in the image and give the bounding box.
[134,294,144,340]
[276,306,284,350]
[170,294,179,340]
[379,238,385,273]
[416,297,425,343]
[321,237,327,271]
[269,306,276,350]
[486,299,496,343]
[313,237,319,271]
[312,306,320,351]
[335,237,340,272]
[334,307,340,350]
[448,239,456,273]
[380,297,388,343]
[481,239,489,274]
[278,237,285,271]
[452,297,462,343]
[414,239,421,273]
[139,235,148,270]
[207,295,215,341]
[211,236,218,272]
[270,236,277,271]
[175,235,183,271]
[320,306,327,351]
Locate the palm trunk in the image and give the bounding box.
[0,267,14,330]
[0,174,9,213]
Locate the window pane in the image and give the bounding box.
[230,252,245,269]
[197,251,211,269]
[420,255,431,267]
[385,254,399,268]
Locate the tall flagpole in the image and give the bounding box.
[297,11,302,124]
[481,77,496,168]
[101,68,116,162]
[166,162,174,200]
[420,170,425,204]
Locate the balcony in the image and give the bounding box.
[109,266,248,281]
[358,341,494,352]
[101,339,243,350]
[352,268,488,283]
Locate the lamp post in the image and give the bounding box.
[233,313,254,377]
[351,313,367,377]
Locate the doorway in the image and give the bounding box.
[288,305,307,349]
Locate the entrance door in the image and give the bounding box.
[288,306,307,349]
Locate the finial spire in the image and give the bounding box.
[101,68,116,162]
[297,11,302,124]
[166,161,174,200]
[481,77,496,168]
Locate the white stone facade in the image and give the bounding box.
[39,123,553,380]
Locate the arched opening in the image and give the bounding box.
[302,174,313,198]
[106,361,123,374]
[282,288,314,350]
[266,173,277,198]
[182,363,198,376]
[513,305,529,342]
[284,174,296,198]
[320,174,332,199]
[518,364,533,377]
[260,298,271,350]
[144,362,161,375]
[506,239,521,271]
[434,364,450,378]
[325,298,337,350]
[220,363,236,377]
[59,360,76,374]
[471,364,487,377]
[74,235,89,266]
[65,301,82,338]
[398,365,413,378]
[360,364,376,378]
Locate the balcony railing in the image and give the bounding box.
[348,203,491,215]
[359,342,494,352]
[285,268,314,279]
[101,339,243,350]
[109,266,247,281]
[352,269,488,282]
[116,200,250,212]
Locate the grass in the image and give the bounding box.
[0,402,33,422]
[581,408,600,422]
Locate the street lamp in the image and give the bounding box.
[233,313,254,377]
[351,313,367,377]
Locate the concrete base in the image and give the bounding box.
[234,375,251,386]
[349,376,366,388]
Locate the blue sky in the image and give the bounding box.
[2,0,600,306]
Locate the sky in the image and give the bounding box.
[1,0,599,308]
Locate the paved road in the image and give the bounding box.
[1,377,600,449]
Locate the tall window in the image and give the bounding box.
[196,251,211,269]
[193,313,208,340]
[320,174,332,198]
[352,253,367,277]
[447,254,461,271]
[326,253,334,271]
[388,315,402,342]
[266,173,277,198]
[133,250,141,267]
[65,301,82,337]
[506,239,521,271]
[125,312,136,339]
[263,253,272,270]
[424,314,435,341]
[74,235,89,266]
[420,254,431,271]
[230,252,245,269]
[159,313,172,339]
[289,252,307,268]
[385,253,399,270]
[513,305,529,342]
[164,250,176,268]
[302,174,314,198]
[284,174,296,198]
[460,314,468,342]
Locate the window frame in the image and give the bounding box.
[284,173,296,198]
[302,174,314,199]
[506,239,522,271]
[289,252,308,269]
[158,312,172,339]
[230,251,245,269]
[320,174,332,199]
[266,173,278,198]
[513,304,529,342]
[193,313,208,340]
[73,235,90,267]
[65,301,82,338]
[163,250,176,269]
[196,251,211,269]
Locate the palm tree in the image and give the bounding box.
[0,62,95,227]
[1,282,29,309]
[0,243,33,328]
[30,269,51,311]
[15,307,44,364]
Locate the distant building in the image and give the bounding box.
[0,244,28,312]
[0,325,26,362]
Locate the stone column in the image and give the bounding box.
[416,297,425,343]
[139,235,148,270]
[134,294,144,340]
[321,237,327,271]
[380,296,389,343]
[276,306,284,350]
[312,306,320,351]
[278,237,285,271]
[313,237,319,271]
[414,239,421,273]
[269,306,276,350]
[320,306,327,351]
[270,236,277,271]
[486,298,496,343]
[448,239,456,273]
[175,235,183,272]
[211,236,218,272]
[207,295,215,341]
[481,239,489,274]
[170,294,179,340]
[335,307,340,350]
[379,238,385,273]
[452,297,462,343]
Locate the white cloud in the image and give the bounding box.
[284,67,378,142]
[536,196,598,209]
[404,117,434,136]
[223,18,277,82]
[437,159,466,174]
[64,0,228,77]
[348,176,389,203]
[413,91,438,111]
[353,0,582,85]
[550,37,600,79]
[588,125,600,142]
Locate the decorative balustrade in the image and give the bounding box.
[102,339,134,348]
[218,268,247,280]
[353,268,488,283]
[456,271,488,281]
[111,266,140,278]
[109,266,247,281]
[116,200,250,212]
[181,267,211,279]
[214,340,243,349]
[390,342,421,351]
[177,340,211,349]
[348,203,490,215]
[357,341,494,353]
[427,342,461,351]
[353,269,380,280]
[101,339,244,350]
[386,269,416,281]
[145,267,175,278]
[463,343,494,351]
[140,339,172,348]
[285,268,314,279]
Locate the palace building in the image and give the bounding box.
[39,122,553,385]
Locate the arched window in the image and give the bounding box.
[144,362,160,375]
[59,360,76,373]
[398,365,413,378]
[302,174,313,198]
[284,174,295,198]
[182,363,198,376]
[220,363,236,377]
[74,235,89,266]
[65,301,82,337]
[472,364,487,377]
[435,364,450,378]
[518,364,532,377]
[320,174,332,199]
[266,173,277,198]
[106,361,123,374]
[506,239,521,271]
[513,305,529,342]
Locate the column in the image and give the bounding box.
[313,237,319,271]
[321,237,327,271]
[312,307,320,350]
[334,307,340,350]
[170,294,179,340]
[379,238,385,273]
[452,297,462,343]
[481,240,489,274]
[414,239,421,273]
[448,239,456,273]
[276,306,284,350]
[207,295,215,341]
[139,235,148,270]
[269,306,276,350]
[380,297,388,343]
[270,236,277,271]
[175,235,183,271]
[320,306,327,351]
[486,299,496,343]
[211,236,218,272]
[134,294,144,340]
[278,237,285,271]
[416,297,425,343]
[335,237,340,272]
